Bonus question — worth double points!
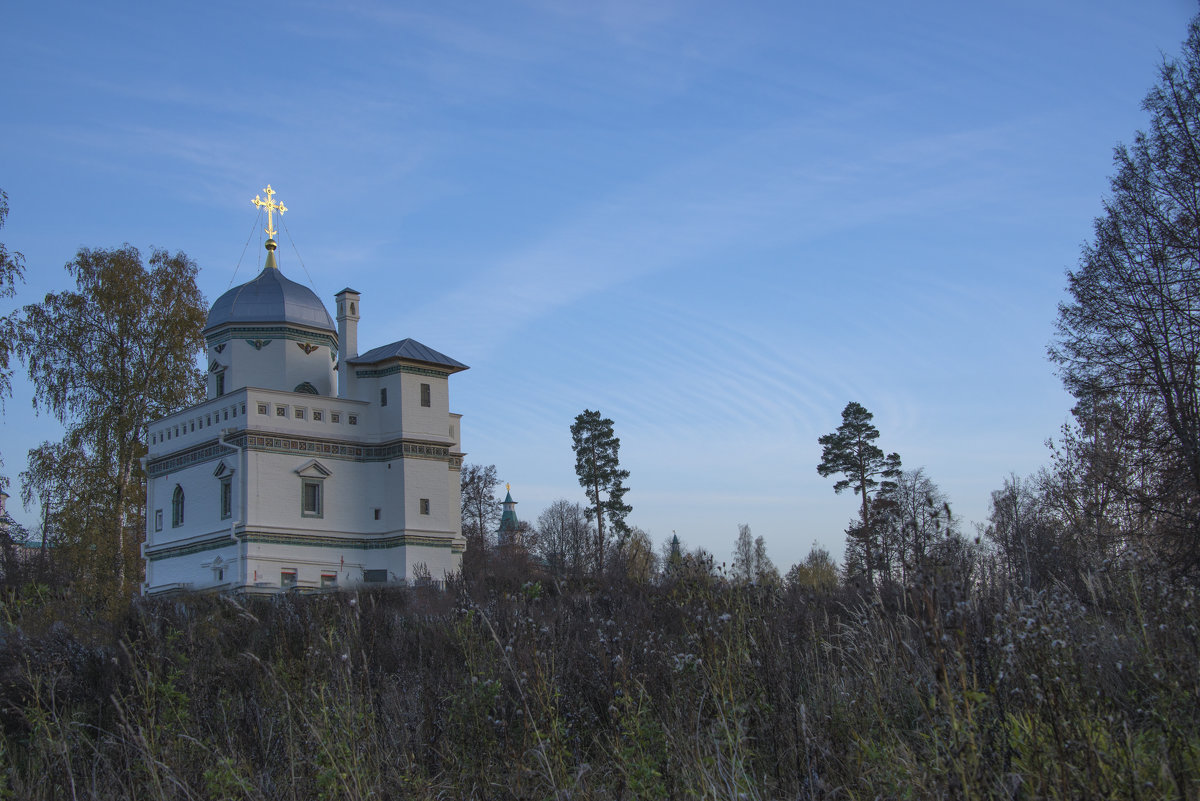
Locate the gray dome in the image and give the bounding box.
[205,265,335,334]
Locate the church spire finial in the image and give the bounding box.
[252,184,288,254]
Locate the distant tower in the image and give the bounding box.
[667,532,682,572]
[497,484,519,547]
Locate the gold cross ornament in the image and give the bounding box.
[252,184,287,238]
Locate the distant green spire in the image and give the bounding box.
[667,532,682,571]
[498,483,519,546]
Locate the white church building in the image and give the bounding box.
[141,186,468,595]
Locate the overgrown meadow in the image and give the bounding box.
[0,555,1196,800]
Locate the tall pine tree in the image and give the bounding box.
[817,401,901,586]
[570,409,631,573]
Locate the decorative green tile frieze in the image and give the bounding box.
[146,535,237,561]
[146,531,462,562]
[148,432,459,475]
[236,432,454,462]
[206,326,337,351]
[354,363,449,379]
[242,531,461,551]
[147,440,234,477]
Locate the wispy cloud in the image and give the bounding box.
[410,109,1033,357]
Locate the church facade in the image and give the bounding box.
[141,187,467,595]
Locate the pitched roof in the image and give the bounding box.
[346,338,468,372]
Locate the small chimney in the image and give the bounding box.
[335,288,361,398]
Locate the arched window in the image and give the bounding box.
[172,485,185,527]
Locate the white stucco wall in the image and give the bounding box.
[145,279,466,597]
[144,380,465,595]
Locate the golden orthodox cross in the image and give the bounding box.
[252,185,287,239]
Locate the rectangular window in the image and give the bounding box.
[220,477,232,520]
[295,407,306,419]
[281,570,298,588]
[420,498,430,515]
[331,412,341,424]
[239,403,245,415]
[258,403,268,415]
[321,573,337,588]
[363,569,387,583]
[380,387,388,407]
[216,568,224,582]
[216,371,225,396]
[373,507,381,520]
[155,509,163,532]
[190,422,195,432]
[302,480,323,517]
[421,383,431,407]
[276,406,287,417]
[313,410,323,422]
[348,415,358,426]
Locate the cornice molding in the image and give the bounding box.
[244,531,464,552]
[207,325,337,351]
[146,530,465,561]
[146,534,237,561]
[147,431,462,476]
[354,363,450,379]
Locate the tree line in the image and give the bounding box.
[811,15,1200,590]
[461,13,1200,593]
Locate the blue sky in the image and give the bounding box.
[2,1,1196,569]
